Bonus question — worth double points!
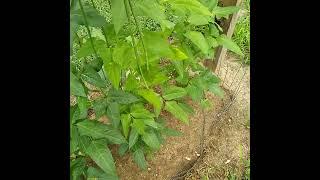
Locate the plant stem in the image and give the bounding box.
[78,0,98,57]
[124,0,149,89]
[127,0,149,71]
[90,0,96,9]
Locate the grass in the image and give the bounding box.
[199,144,250,180]
[232,0,250,65]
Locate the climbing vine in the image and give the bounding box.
[70,0,242,179]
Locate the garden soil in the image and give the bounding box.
[112,54,250,180]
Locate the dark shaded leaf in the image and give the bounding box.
[93,98,108,119]
[137,89,163,117]
[87,167,113,180]
[163,86,187,100]
[71,72,86,97]
[118,143,129,156]
[77,120,126,144]
[86,140,118,179]
[108,89,140,104]
[71,157,86,180]
[129,128,139,149]
[106,102,121,129]
[81,66,107,88]
[142,130,161,150]
[133,148,147,170]
[71,3,106,27]
[132,119,146,135]
[164,101,189,124]
[120,114,132,138]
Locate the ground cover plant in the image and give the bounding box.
[232,0,250,65]
[70,0,243,179]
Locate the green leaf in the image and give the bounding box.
[104,128,127,145]
[163,86,187,100]
[164,101,189,124]
[142,65,169,87]
[118,143,129,157]
[206,36,218,48]
[77,96,88,119]
[102,23,118,46]
[201,69,221,84]
[71,157,86,180]
[209,24,220,37]
[178,102,195,114]
[124,73,139,91]
[71,3,107,27]
[212,6,240,19]
[86,140,118,179]
[176,72,189,86]
[200,98,213,109]
[71,72,86,97]
[106,102,121,129]
[217,34,243,56]
[129,128,139,149]
[89,57,104,72]
[188,14,209,25]
[111,0,128,34]
[132,119,146,135]
[120,114,132,138]
[185,31,209,54]
[201,0,218,11]
[104,61,121,89]
[70,22,79,53]
[70,105,78,123]
[133,148,147,170]
[135,0,166,26]
[172,60,184,78]
[142,31,175,60]
[171,47,189,60]
[190,76,207,90]
[81,66,107,88]
[108,89,140,104]
[143,118,161,129]
[78,135,91,152]
[97,47,112,62]
[208,83,224,98]
[77,120,126,144]
[70,125,80,154]
[168,0,212,16]
[87,167,113,180]
[93,98,108,119]
[142,130,161,150]
[112,42,135,68]
[77,38,106,58]
[186,84,203,101]
[76,120,107,139]
[130,106,155,119]
[137,89,163,117]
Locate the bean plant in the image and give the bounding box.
[70,0,242,179]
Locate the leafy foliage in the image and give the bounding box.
[70,0,241,178]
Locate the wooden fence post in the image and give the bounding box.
[205,0,243,73]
